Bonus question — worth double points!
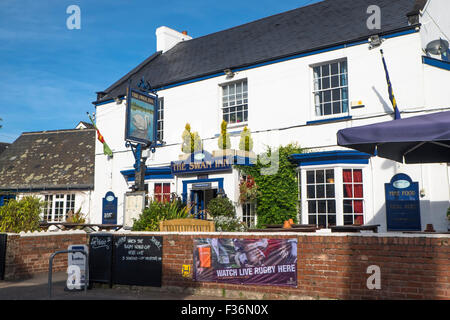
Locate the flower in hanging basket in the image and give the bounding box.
[239,175,259,204]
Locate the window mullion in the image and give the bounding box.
[335,167,344,226]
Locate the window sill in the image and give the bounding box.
[306,115,352,125]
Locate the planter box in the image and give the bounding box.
[212,149,236,158]
[235,150,256,159]
[178,153,191,160]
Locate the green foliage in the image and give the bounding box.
[66,207,86,224]
[0,196,43,233]
[207,196,247,232]
[447,206,450,221]
[217,120,231,150]
[207,196,236,218]
[132,199,191,231]
[235,143,304,228]
[213,215,247,232]
[239,126,253,151]
[181,123,202,153]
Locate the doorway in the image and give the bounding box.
[190,188,218,219]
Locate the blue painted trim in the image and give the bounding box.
[289,150,371,167]
[306,116,352,125]
[94,29,419,105]
[182,178,224,203]
[121,166,173,182]
[422,56,450,71]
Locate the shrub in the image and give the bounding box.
[0,196,43,233]
[66,207,86,224]
[207,196,236,218]
[207,196,247,232]
[213,215,247,232]
[132,200,191,231]
[217,120,231,150]
[181,123,202,153]
[239,126,253,151]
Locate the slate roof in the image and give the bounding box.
[0,129,95,191]
[0,143,10,155]
[95,0,426,104]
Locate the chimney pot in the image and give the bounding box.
[182,31,188,35]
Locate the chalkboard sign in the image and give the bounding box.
[0,233,6,280]
[385,173,421,231]
[113,235,163,287]
[88,233,113,285]
[102,191,118,225]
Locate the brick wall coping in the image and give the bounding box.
[111,230,450,239]
[6,230,88,237]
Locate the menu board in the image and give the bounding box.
[113,235,163,287]
[88,234,113,285]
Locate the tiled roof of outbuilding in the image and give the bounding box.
[0,129,95,191]
[95,0,426,104]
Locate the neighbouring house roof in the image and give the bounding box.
[0,143,10,155]
[0,128,95,191]
[94,0,426,104]
[76,121,95,130]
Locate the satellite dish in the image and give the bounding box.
[425,39,449,55]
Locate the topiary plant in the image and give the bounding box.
[239,126,253,152]
[217,120,231,150]
[181,123,203,153]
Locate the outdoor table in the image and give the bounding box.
[330,224,380,233]
[39,222,123,232]
[248,226,317,233]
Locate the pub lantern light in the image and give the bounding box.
[224,69,235,79]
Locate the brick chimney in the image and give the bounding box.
[156,26,192,53]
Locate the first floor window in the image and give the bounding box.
[154,183,171,202]
[313,59,348,117]
[222,79,248,124]
[42,194,76,222]
[242,202,257,228]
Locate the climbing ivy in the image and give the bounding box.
[235,143,304,228]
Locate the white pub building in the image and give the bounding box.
[91,0,450,232]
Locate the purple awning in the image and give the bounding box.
[337,111,450,163]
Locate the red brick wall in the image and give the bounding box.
[3,232,449,300]
[4,232,88,280]
[159,233,449,300]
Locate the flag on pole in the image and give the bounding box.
[88,113,113,157]
[380,49,401,120]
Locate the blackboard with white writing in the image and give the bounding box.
[112,235,163,287]
[88,233,113,285]
[0,233,6,280]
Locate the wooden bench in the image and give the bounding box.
[159,218,215,232]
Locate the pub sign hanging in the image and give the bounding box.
[125,88,158,145]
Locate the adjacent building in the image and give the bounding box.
[91,0,450,231]
[0,126,95,221]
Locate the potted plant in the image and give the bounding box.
[180,123,203,159]
[236,126,256,158]
[213,120,235,158]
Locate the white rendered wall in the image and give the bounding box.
[92,31,450,231]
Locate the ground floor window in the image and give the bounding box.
[242,202,257,228]
[42,193,76,222]
[154,183,171,202]
[302,166,366,228]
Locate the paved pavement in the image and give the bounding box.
[0,272,236,300]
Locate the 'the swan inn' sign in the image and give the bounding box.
[171,152,232,175]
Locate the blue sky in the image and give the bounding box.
[0,0,321,143]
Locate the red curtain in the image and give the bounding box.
[343,170,353,197]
